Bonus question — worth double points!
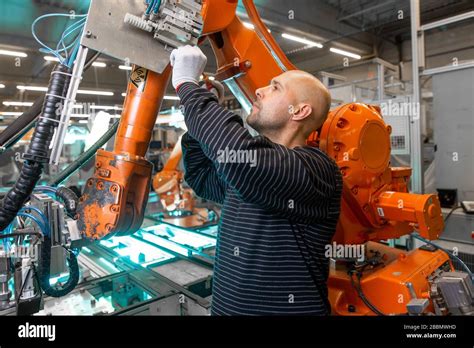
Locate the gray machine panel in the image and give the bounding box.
[433,67,474,202]
[82,0,171,73]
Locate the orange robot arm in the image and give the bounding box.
[74,0,452,316]
[77,0,444,246]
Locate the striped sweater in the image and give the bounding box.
[178,82,343,315]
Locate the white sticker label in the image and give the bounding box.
[377,207,385,217]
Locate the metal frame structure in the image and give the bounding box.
[410,1,474,194]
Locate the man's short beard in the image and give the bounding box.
[246,112,261,133]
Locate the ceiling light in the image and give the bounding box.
[281,33,323,48]
[0,49,27,58]
[78,120,89,124]
[44,56,60,62]
[77,90,114,96]
[329,47,361,59]
[2,101,33,107]
[92,62,107,68]
[0,84,5,89]
[0,111,23,116]
[208,76,215,81]
[89,105,122,110]
[16,85,48,92]
[163,96,180,100]
[121,92,126,97]
[119,65,132,70]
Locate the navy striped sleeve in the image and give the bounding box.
[178,82,337,222]
[181,132,227,204]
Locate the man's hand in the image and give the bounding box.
[170,45,207,90]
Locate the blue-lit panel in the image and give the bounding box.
[99,236,176,267]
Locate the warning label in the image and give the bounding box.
[130,67,148,92]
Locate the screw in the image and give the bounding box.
[85,30,92,38]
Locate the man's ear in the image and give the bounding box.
[290,103,312,121]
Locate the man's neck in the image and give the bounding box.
[261,129,307,149]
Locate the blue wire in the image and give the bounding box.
[19,213,49,237]
[31,13,88,64]
[67,38,81,67]
[146,0,156,14]
[153,0,162,13]
[34,185,58,194]
[20,206,49,229]
[3,212,50,239]
[56,17,87,58]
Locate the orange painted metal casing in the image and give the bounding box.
[328,242,452,315]
[204,0,294,102]
[318,103,444,244]
[77,65,171,239]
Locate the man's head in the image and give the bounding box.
[247,70,331,145]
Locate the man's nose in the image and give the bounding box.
[256,86,267,100]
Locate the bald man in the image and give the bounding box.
[170,46,342,315]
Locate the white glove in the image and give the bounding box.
[170,45,207,90]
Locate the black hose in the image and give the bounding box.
[55,186,79,218]
[49,120,120,187]
[0,64,72,231]
[0,101,42,151]
[37,236,79,297]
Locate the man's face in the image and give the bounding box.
[247,73,294,134]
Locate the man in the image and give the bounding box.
[171,45,343,315]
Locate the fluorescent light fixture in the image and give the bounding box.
[89,105,122,110]
[92,62,106,68]
[0,49,27,58]
[329,47,361,59]
[121,92,126,97]
[2,101,33,107]
[44,56,60,62]
[281,33,323,48]
[0,84,5,89]
[17,85,48,92]
[78,120,89,124]
[0,111,23,116]
[208,76,215,81]
[119,65,132,70]
[77,90,114,96]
